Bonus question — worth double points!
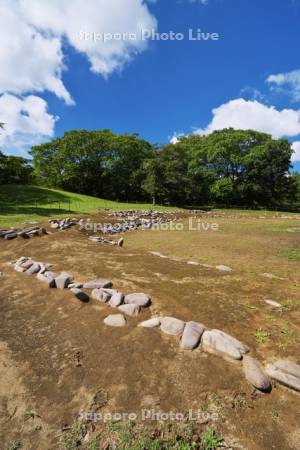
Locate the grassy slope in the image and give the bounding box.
[0,185,174,228]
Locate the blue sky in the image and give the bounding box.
[0,0,300,171]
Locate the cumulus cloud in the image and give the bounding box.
[0,94,57,154]
[266,69,300,102]
[195,98,300,139]
[292,141,300,162]
[0,0,156,152]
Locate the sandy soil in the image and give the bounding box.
[0,211,300,449]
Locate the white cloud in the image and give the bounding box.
[0,94,57,154]
[292,141,300,162]
[195,98,300,139]
[266,69,300,102]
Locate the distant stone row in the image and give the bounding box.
[0,226,48,240]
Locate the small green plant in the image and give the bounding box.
[282,249,300,261]
[9,441,22,450]
[279,299,296,312]
[255,329,271,344]
[24,410,36,421]
[201,429,223,450]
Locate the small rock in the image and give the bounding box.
[83,280,113,289]
[119,304,141,317]
[202,329,250,360]
[36,272,56,288]
[216,265,232,272]
[91,288,110,302]
[124,293,151,308]
[104,314,126,327]
[55,274,73,289]
[68,283,83,289]
[25,263,41,275]
[265,299,281,308]
[261,273,285,280]
[15,265,27,272]
[180,321,205,350]
[243,356,271,392]
[187,261,199,266]
[109,292,124,307]
[139,318,161,328]
[160,317,185,336]
[70,288,90,303]
[4,232,17,240]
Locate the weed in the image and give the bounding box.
[201,429,223,450]
[9,441,22,450]
[279,299,296,312]
[255,329,271,344]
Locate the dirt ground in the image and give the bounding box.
[1,211,300,449]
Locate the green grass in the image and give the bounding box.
[281,249,300,261]
[0,185,177,228]
[255,328,271,344]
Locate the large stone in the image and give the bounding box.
[118,304,141,317]
[139,318,161,328]
[124,293,151,307]
[180,321,205,350]
[202,329,249,360]
[36,272,56,288]
[104,314,126,327]
[70,288,90,303]
[25,263,41,275]
[91,288,110,302]
[55,274,73,289]
[160,317,185,336]
[83,280,113,289]
[272,360,300,379]
[242,356,271,392]
[4,232,17,240]
[109,292,124,307]
[265,362,300,392]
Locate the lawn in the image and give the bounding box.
[0,185,175,228]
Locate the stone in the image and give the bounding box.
[15,265,27,272]
[109,292,124,307]
[36,272,56,288]
[261,273,285,280]
[202,329,250,360]
[180,321,205,350]
[272,360,300,379]
[265,300,281,308]
[124,293,151,308]
[83,280,113,289]
[68,283,83,289]
[70,288,90,303]
[18,231,30,239]
[139,318,161,328]
[187,261,199,266]
[242,356,271,392]
[118,304,141,317]
[91,288,110,302]
[20,259,34,269]
[55,274,73,289]
[25,263,41,275]
[160,317,185,336]
[4,232,17,240]
[216,265,232,272]
[118,238,124,247]
[265,362,300,392]
[104,314,126,327]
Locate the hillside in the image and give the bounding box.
[0,185,173,228]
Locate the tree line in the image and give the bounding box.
[1,127,300,208]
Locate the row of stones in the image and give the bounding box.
[139,317,300,394]
[11,257,151,316]
[149,252,233,273]
[11,257,300,395]
[49,217,80,230]
[0,226,48,240]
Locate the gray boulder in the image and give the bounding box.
[70,288,90,303]
[119,304,141,317]
[25,263,41,275]
[36,272,56,288]
[180,321,205,350]
[109,292,124,307]
[55,274,73,289]
[104,314,126,327]
[243,356,271,392]
[202,329,250,360]
[83,280,113,289]
[124,293,151,307]
[272,359,300,378]
[160,317,185,336]
[139,318,161,328]
[265,361,300,392]
[4,232,17,240]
